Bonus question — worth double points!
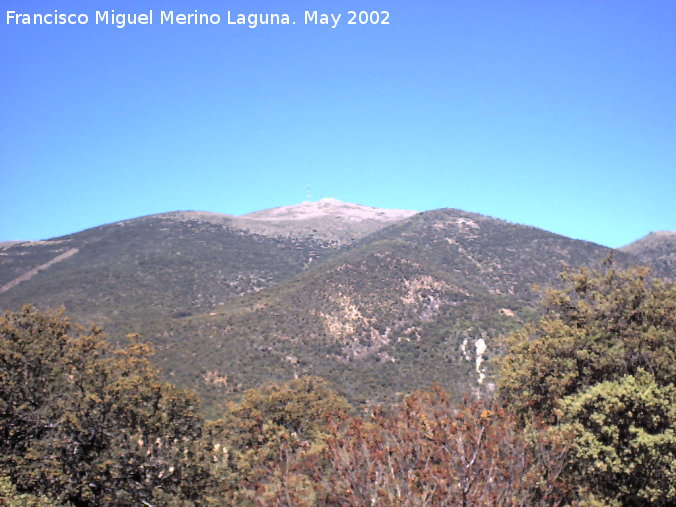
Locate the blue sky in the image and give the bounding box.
[1,0,675,247]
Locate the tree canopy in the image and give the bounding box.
[498,265,675,505]
[0,305,211,505]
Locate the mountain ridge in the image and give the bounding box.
[4,199,670,249]
[0,200,672,411]
[620,231,675,273]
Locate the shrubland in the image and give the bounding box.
[1,264,673,506]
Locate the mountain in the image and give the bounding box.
[239,198,418,243]
[156,207,639,409]
[620,231,676,273]
[0,200,418,328]
[0,200,672,412]
[0,213,327,329]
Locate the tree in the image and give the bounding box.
[497,265,675,505]
[498,265,675,421]
[207,376,351,504]
[249,388,572,506]
[222,376,351,450]
[0,305,212,506]
[561,371,675,506]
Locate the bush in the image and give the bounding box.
[0,306,211,505]
[497,265,675,504]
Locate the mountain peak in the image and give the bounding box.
[620,230,676,252]
[241,199,418,223]
[619,230,675,272]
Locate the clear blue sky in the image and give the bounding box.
[1,0,674,247]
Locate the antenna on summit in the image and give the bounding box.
[305,184,312,202]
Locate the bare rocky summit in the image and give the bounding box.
[146,199,418,245]
[242,198,416,222]
[237,198,418,243]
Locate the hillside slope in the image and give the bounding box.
[0,214,331,330]
[0,201,670,412]
[620,231,676,273]
[0,200,414,332]
[153,208,632,408]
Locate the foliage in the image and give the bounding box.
[2,261,673,504]
[205,377,351,504]
[561,371,675,506]
[222,376,351,448]
[498,264,675,421]
[251,388,573,506]
[0,473,58,506]
[0,305,212,506]
[497,264,675,505]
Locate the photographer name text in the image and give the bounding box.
[5,9,391,29]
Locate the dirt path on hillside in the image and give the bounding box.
[0,248,79,294]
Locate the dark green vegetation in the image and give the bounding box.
[0,213,338,330]
[169,208,637,410]
[0,306,210,505]
[2,265,673,505]
[498,265,675,505]
[0,203,672,412]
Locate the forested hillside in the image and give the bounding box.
[0,201,673,411]
[2,265,673,505]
